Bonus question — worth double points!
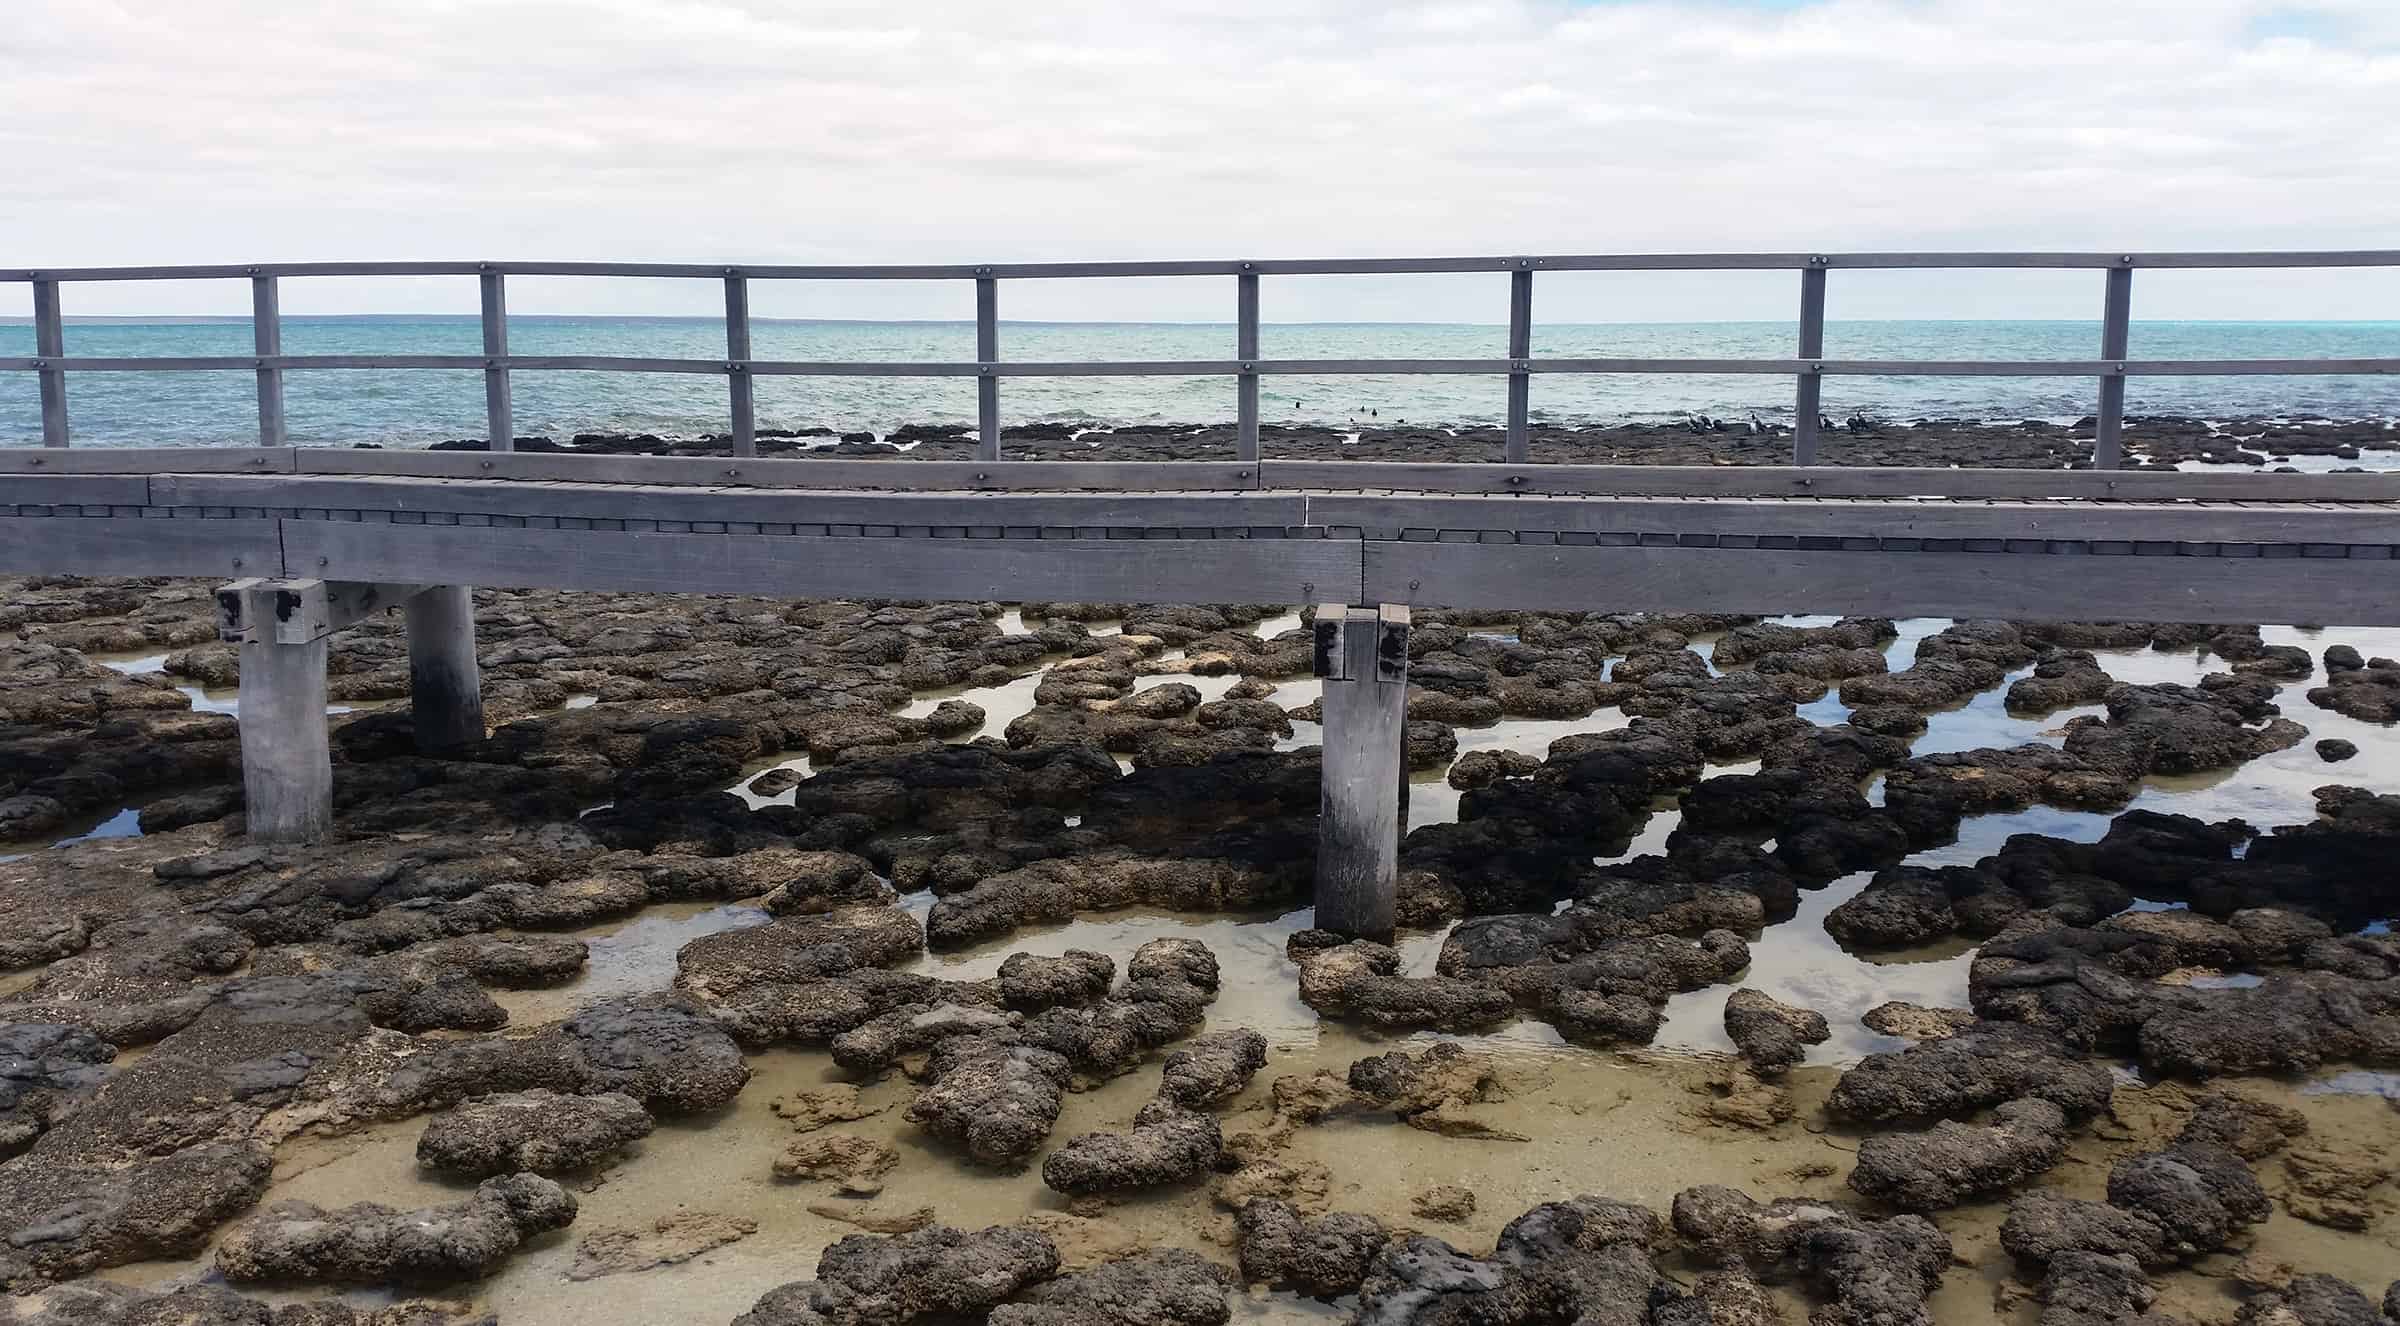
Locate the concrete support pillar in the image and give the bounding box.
[1313,602,1410,939]
[406,585,485,751]
[220,580,333,843]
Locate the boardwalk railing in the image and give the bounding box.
[8,252,2399,469]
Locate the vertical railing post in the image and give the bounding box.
[1504,261,1533,463]
[1236,267,1260,463]
[252,272,286,446]
[1793,259,1828,465]
[724,271,755,457]
[975,271,1000,461]
[2092,261,2133,470]
[31,277,68,447]
[479,267,513,452]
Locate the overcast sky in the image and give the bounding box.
[5,0,2397,322]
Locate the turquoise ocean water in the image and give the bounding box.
[2,317,2395,447]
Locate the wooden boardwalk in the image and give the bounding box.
[7,248,2397,925]
[7,448,2398,623]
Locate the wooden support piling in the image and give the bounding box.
[1313,603,1410,938]
[406,584,484,751]
[220,579,332,843]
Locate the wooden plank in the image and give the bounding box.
[1,475,152,505]
[294,450,1261,491]
[283,522,1363,606]
[1261,460,2400,503]
[1365,541,2400,625]
[0,514,281,577]
[1306,493,2400,544]
[153,474,1309,529]
[0,446,297,475]
[9,251,2396,284]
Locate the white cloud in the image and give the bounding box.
[3,0,2396,320]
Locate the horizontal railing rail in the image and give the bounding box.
[8,251,2399,467]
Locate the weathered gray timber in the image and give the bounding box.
[406,585,485,751]
[480,271,513,454]
[281,523,1360,606]
[252,275,286,446]
[724,275,756,457]
[12,250,2398,281]
[2092,265,2134,469]
[31,277,66,447]
[10,250,2397,471]
[1505,265,1533,463]
[1792,263,1827,465]
[1237,270,1261,462]
[1364,542,2396,625]
[5,462,2398,623]
[1313,604,1409,938]
[217,580,333,843]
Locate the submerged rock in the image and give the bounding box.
[1723,988,1830,1074]
[2032,1249,2171,1326]
[1155,1029,1269,1108]
[1346,1042,1529,1140]
[1672,1185,1951,1326]
[905,1035,1072,1167]
[570,1210,757,1281]
[1042,1100,1221,1196]
[732,1224,1060,1326]
[1848,1097,2071,1211]
[775,1134,901,1196]
[999,950,1115,1012]
[373,994,751,1118]
[2234,1274,2391,1326]
[215,1172,578,1284]
[1293,939,1516,1033]
[1412,1186,1477,1222]
[989,1247,1237,1326]
[1829,1021,2113,1123]
[1350,1194,1678,1326]
[1237,1198,1390,1297]
[414,1089,654,1178]
[0,1022,115,1158]
[2,1282,500,1325]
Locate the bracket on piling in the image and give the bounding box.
[1375,604,1410,682]
[216,578,430,645]
[1312,601,1349,680]
[1316,602,1411,685]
